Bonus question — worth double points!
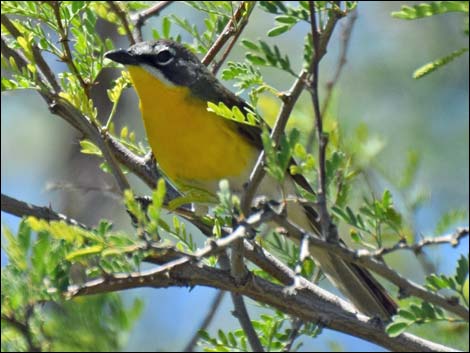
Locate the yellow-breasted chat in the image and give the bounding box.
[105,39,396,319]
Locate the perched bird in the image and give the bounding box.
[105,40,397,319]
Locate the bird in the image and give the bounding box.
[105,39,397,320]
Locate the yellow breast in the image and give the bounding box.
[127,66,257,191]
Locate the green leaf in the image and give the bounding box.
[397,309,416,322]
[386,321,409,337]
[463,276,469,306]
[246,53,267,66]
[268,24,292,37]
[435,208,468,234]
[152,178,167,210]
[332,206,349,223]
[17,220,32,254]
[421,302,436,319]
[399,150,420,188]
[426,273,450,290]
[409,303,423,317]
[241,39,259,51]
[207,101,258,126]
[120,126,128,139]
[162,16,171,38]
[350,229,361,243]
[413,47,468,79]
[275,15,298,24]
[66,245,104,261]
[228,332,237,347]
[80,139,102,156]
[392,1,469,20]
[199,329,211,341]
[455,255,469,286]
[31,235,51,281]
[259,1,280,14]
[218,329,228,345]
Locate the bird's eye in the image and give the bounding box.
[155,49,174,65]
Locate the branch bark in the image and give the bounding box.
[67,260,459,352]
[272,210,469,321]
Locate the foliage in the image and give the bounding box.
[1,220,142,351]
[391,1,469,20]
[1,1,469,352]
[392,1,469,79]
[199,311,321,352]
[207,101,259,126]
[262,128,300,183]
[386,254,469,338]
[412,47,469,79]
[333,190,403,247]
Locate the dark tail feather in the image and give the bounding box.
[302,204,397,320]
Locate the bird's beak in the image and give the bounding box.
[104,49,138,65]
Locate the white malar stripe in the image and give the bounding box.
[141,63,176,88]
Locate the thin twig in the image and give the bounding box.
[45,93,131,194]
[1,193,90,229]
[230,236,248,284]
[67,255,458,351]
[106,137,177,195]
[271,209,469,321]
[183,291,226,352]
[49,1,90,99]
[3,190,464,350]
[369,228,469,257]
[283,318,303,352]
[231,293,265,352]
[1,16,61,93]
[100,133,131,193]
[1,312,41,352]
[132,1,173,42]
[218,253,264,352]
[107,1,136,44]
[202,1,256,74]
[306,9,357,151]
[6,189,467,322]
[237,69,307,292]
[4,35,130,193]
[321,9,357,116]
[308,2,338,241]
[240,70,308,214]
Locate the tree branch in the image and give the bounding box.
[201,1,256,74]
[3,191,465,351]
[218,252,264,352]
[106,1,136,45]
[67,260,458,352]
[1,311,41,352]
[282,318,303,352]
[49,1,91,99]
[240,70,308,214]
[132,1,173,42]
[308,1,337,242]
[2,18,132,194]
[271,209,469,321]
[1,15,61,93]
[369,228,469,257]
[183,290,225,352]
[1,193,90,229]
[306,8,357,151]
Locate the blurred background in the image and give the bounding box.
[1,2,468,351]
